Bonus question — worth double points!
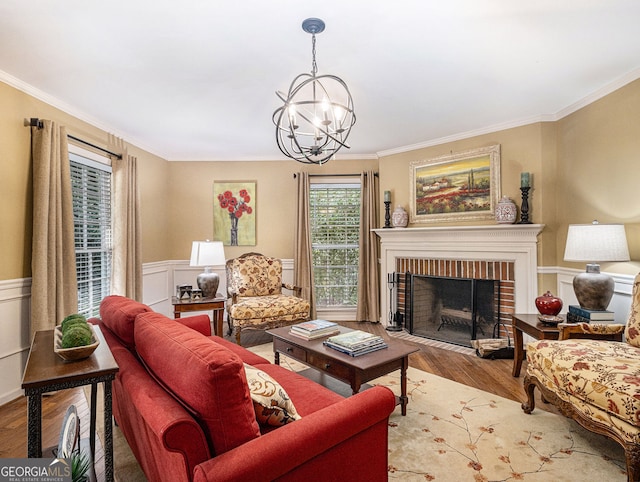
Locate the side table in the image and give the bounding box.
[511,313,625,377]
[172,296,226,337]
[22,326,119,482]
[511,314,560,377]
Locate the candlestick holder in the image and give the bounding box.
[384,201,392,228]
[518,187,532,224]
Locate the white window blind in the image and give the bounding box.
[310,182,360,307]
[70,151,112,318]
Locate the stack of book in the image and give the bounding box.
[289,320,340,340]
[323,330,387,357]
[567,305,615,324]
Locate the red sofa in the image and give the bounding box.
[92,295,396,482]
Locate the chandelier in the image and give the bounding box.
[273,18,356,165]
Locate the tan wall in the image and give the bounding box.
[0,81,171,280]
[165,158,379,261]
[2,76,640,283]
[556,78,640,276]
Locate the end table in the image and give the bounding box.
[22,326,119,482]
[172,295,226,337]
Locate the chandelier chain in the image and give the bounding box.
[311,34,318,77]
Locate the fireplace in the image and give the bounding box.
[406,274,500,347]
[374,225,545,339]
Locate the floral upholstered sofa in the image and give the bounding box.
[226,252,310,344]
[522,273,640,481]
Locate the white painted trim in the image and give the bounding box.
[374,225,545,326]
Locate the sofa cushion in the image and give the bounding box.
[99,295,152,351]
[243,363,301,426]
[228,294,310,322]
[253,363,344,416]
[526,338,640,428]
[134,312,261,455]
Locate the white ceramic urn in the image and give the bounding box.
[392,206,409,228]
[495,196,517,224]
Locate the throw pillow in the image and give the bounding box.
[243,363,301,426]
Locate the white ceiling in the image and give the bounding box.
[1,0,640,161]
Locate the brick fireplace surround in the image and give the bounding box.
[373,225,545,335]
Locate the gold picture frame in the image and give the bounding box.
[213,181,256,246]
[410,145,500,223]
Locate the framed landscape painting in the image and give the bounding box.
[213,181,256,246]
[409,145,500,223]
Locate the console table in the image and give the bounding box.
[22,326,118,482]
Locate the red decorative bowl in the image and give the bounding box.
[535,291,563,316]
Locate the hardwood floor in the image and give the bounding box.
[0,321,553,479]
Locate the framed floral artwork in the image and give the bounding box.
[409,145,500,223]
[213,181,256,246]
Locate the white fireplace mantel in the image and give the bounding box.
[373,224,545,325]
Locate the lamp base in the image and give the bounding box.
[197,267,220,299]
[572,264,614,311]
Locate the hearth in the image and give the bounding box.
[405,274,500,347]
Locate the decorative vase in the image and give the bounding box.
[535,291,563,316]
[391,206,408,228]
[495,196,517,224]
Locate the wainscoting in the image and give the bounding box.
[0,260,634,405]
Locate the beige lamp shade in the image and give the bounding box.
[190,241,226,298]
[564,223,630,263]
[563,222,629,311]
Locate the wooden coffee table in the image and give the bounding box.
[268,326,418,415]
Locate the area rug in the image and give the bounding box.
[92,343,627,481]
[249,343,627,481]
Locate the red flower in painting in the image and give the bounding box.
[217,188,253,246]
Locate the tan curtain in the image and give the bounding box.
[109,136,142,300]
[294,172,316,319]
[356,171,380,322]
[31,120,78,336]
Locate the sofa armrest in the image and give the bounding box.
[176,314,212,336]
[192,385,396,482]
[558,322,625,340]
[282,283,302,297]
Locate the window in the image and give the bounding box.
[69,150,112,318]
[310,181,361,307]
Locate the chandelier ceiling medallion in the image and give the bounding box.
[273,18,356,165]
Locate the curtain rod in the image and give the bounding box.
[27,118,123,160]
[293,172,378,178]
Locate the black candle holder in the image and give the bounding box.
[518,187,532,224]
[384,201,392,228]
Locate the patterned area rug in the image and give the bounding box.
[94,343,627,481]
[249,343,627,481]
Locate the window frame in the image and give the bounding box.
[69,144,113,318]
[309,177,361,310]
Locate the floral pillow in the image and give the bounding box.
[243,364,301,426]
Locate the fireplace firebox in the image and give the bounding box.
[405,274,500,348]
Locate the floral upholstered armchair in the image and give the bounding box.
[522,272,640,480]
[225,252,310,345]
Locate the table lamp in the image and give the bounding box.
[563,221,629,311]
[190,241,226,299]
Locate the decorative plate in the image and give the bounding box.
[53,324,100,361]
[538,314,563,325]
